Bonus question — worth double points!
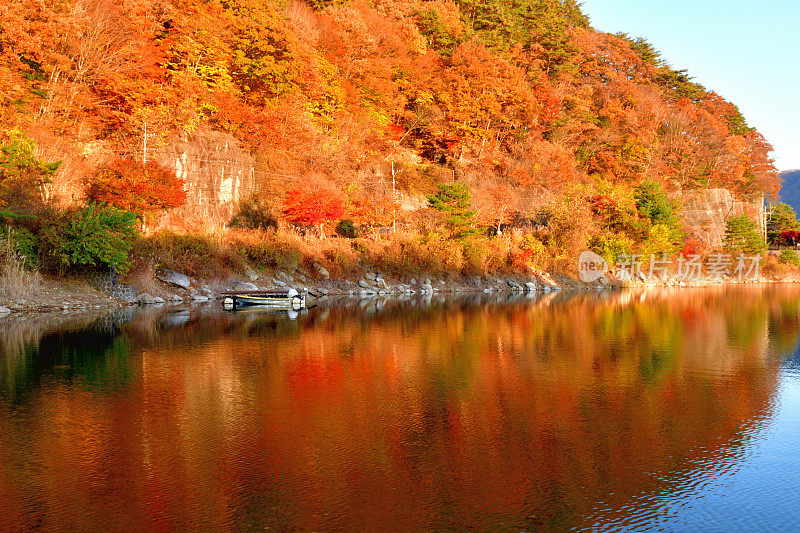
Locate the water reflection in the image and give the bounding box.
[0,286,798,530]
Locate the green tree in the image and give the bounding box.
[779,248,800,267]
[0,131,60,220]
[723,213,765,254]
[427,182,477,239]
[766,202,799,244]
[634,180,678,226]
[456,0,587,73]
[416,9,461,57]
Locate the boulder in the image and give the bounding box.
[314,263,330,279]
[0,306,10,316]
[192,295,210,302]
[233,282,258,291]
[525,282,538,292]
[358,279,371,289]
[167,294,184,302]
[156,268,192,290]
[276,272,294,283]
[136,293,160,305]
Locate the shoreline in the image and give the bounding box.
[2,266,799,318]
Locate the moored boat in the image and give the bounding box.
[223,288,305,310]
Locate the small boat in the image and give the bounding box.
[222,288,306,310]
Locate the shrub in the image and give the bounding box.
[229,196,278,231]
[335,219,358,238]
[509,234,546,271]
[228,231,304,272]
[681,234,707,257]
[642,223,681,255]
[778,230,800,247]
[40,203,139,272]
[779,249,800,267]
[0,229,40,298]
[368,232,463,275]
[588,232,634,264]
[0,226,39,265]
[462,239,489,275]
[132,231,244,278]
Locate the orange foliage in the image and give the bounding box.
[283,183,345,234]
[85,158,185,215]
[0,0,782,237]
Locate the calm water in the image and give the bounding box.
[1,287,800,531]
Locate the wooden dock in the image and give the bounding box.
[222,289,306,311]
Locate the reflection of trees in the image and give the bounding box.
[0,286,798,530]
[0,309,135,396]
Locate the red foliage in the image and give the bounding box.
[283,184,344,232]
[779,231,800,247]
[85,157,185,215]
[681,234,707,257]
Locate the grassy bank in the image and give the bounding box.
[126,227,558,283]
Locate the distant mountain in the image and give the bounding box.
[779,170,800,212]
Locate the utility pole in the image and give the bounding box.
[391,161,396,233]
[143,121,148,163]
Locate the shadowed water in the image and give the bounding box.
[1,286,799,531]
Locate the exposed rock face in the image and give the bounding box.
[677,188,764,249]
[154,131,255,228]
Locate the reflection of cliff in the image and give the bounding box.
[0,287,796,530]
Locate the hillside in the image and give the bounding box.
[0,0,782,277]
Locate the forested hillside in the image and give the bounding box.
[0,0,782,276]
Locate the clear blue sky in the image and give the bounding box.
[581,1,800,171]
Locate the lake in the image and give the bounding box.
[1,286,800,531]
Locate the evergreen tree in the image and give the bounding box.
[427,182,477,239]
[0,131,60,220]
[766,202,800,244]
[723,214,765,254]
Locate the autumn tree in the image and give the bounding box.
[475,183,514,235]
[222,0,300,103]
[346,188,400,239]
[283,184,345,238]
[84,158,185,217]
